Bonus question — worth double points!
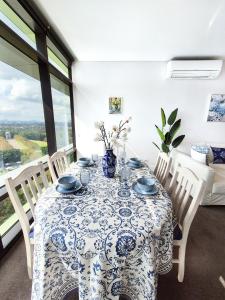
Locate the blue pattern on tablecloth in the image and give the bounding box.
[32,163,173,300]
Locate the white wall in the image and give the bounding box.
[72,61,225,167]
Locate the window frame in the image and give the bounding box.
[0,0,76,259]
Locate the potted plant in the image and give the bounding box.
[153,108,185,154]
[94,118,131,178]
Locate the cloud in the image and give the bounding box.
[0,61,70,123]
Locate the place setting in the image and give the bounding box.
[76,154,99,168]
[127,157,144,169]
[54,169,91,197]
[117,156,149,198]
[132,175,158,198]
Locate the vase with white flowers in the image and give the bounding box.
[94,118,131,178]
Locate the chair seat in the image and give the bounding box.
[173,224,182,240]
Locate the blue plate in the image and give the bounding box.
[127,162,144,169]
[56,181,82,194]
[132,182,158,195]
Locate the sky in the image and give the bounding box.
[0,61,71,123]
[0,10,71,124]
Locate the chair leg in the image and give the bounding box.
[27,265,33,279]
[178,245,186,282]
[25,242,33,279]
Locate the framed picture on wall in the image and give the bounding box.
[207,94,225,122]
[109,97,122,114]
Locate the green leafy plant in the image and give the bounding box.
[153,108,185,154]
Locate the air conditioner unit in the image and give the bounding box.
[166,60,223,79]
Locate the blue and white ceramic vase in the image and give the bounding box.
[102,149,117,178]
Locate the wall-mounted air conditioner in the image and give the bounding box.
[166,60,223,79]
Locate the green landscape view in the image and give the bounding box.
[0,121,47,228]
[0,121,47,175]
[0,121,72,229]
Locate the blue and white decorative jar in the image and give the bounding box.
[102,149,117,178]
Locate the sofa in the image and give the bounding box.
[170,149,225,205]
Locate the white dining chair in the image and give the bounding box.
[48,150,69,182]
[5,162,49,279]
[154,152,172,186]
[168,165,205,282]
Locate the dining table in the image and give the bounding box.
[31,160,173,300]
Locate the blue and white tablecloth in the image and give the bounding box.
[32,163,173,300]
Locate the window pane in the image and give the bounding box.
[0,0,36,49]
[48,47,69,77]
[50,74,72,149]
[47,37,69,77]
[0,37,47,178]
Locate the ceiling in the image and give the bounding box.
[35,0,225,61]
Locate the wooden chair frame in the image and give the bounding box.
[5,162,49,279]
[48,150,69,182]
[168,165,205,282]
[154,152,172,186]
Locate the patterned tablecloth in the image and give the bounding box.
[32,163,173,300]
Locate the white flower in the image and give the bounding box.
[128,116,132,122]
[112,125,119,132]
[94,121,104,129]
[127,127,131,133]
[94,133,103,142]
[111,138,122,148]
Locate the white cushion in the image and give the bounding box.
[191,148,206,164]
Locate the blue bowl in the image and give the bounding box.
[137,176,155,192]
[78,157,90,166]
[58,175,77,190]
[129,157,141,166]
[129,157,141,165]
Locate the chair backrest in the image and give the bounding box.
[154,152,172,185]
[169,165,205,237]
[170,149,215,196]
[5,162,49,237]
[48,150,69,182]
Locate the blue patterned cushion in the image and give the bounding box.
[29,227,34,239]
[191,145,209,154]
[172,216,182,240]
[173,224,182,240]
[211,147,225,164]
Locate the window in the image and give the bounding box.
[47,37,69,77]
[51,74,73,149]
[0,0,74,256]
[0,1,36,48]
[0,37,47,178]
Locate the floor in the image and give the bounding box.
[0,206,224,300]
